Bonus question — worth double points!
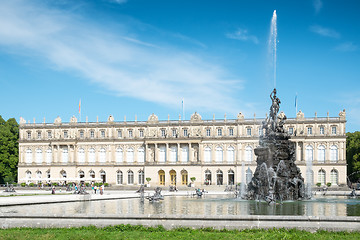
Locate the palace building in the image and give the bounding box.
[17,110,347,187]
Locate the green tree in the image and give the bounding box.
[346,131,360,182]
[0,116,19,183]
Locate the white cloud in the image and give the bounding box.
[313,0,323,14]
[0,1,244,113]
[226,28,259,44]
[109,0,127,4]
[335,42,358,52]
[310,25,340,38]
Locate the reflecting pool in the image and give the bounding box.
[1,195,360,217]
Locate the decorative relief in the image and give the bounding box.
[190,112,202,123]
[192,127,201,137]
[54,116,62,125]
[147,113,159,123]
[148,128,157,137]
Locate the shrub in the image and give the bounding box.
[29,183,34,187]
[146,177,151,183]
[190,177,196,182]
[85,183,90,187]
[20,182,26,187]
[326,182,332,187]
[104,183,109,187]
[316,182,321,187]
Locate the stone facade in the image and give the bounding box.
[18,110,347,187]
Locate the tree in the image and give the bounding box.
[0,116,19,183]
[346,131,360,182]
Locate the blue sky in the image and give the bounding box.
[0,0,359,132]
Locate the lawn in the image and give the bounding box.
[0,225,359,240]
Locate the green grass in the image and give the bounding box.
[0,225,359,240]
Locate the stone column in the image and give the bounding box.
[189,143,193,163]
[154,143,158,163]
[199,143,203,163]
[177,143,180,162]
[166,143,169,163]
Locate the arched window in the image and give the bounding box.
[127,148,134,163]
[246,168,253,184]
[116,148,123,163]
[117,171,123,184]
[170,170,176,185]
[26,171,32,180]
[228,169,235,185]
[318,169,326,186]
[170,146,177,162]
[330,145,338,162]
[128,170,134,184]
[78,170,85,179]
[330,169,338,185]
[62,147,68,163]
[181,170,188,185]
[216,170,223,185]
[60,170,67,179]
[100,170,106,183]
[245,146,252,162]
[317,145,325,163]
[78,148,85,163]
[36,171,42,180]
[216,146,223,162]
[204,147,211,163]
[138,170,144,185]
[89,170,95,179]
[205,170,211,185]
[36,148,42,164]
[227,146,235,163]
[159,146,166,162]
[89,148,96,163]
[306,145,313,162]
[99,148,106,163]
[181,146,189,162]
[137,147,145,163]
[26,149,32,164]
[46,170,50,179]
[46,148,52,164]
[158,170,165,185]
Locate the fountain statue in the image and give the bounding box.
[246,88,305,203]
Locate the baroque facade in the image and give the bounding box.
[18,110,347,187]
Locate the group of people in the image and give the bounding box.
[91,183,105,195]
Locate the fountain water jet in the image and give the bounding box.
[269,10,277,88]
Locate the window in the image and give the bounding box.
[46,148,52,164]
[246,128,252,136]
[306,145,313,162]
[205,170,211,185]
[138,147,145,163]
[319,127,324,135]
[79,171,85,179]
[181,170,188,185]
[127,148,134,163]
[258,128,263,136]
[139,130,144,137]
[128,130,133,138]
[100,170,106,183]
[216,170,223,185]
[90,130,95,139]
[245,146,252,161]
[170,146,177,162]
[27,132,31,140]
[318,169,326,186]
[116,148,123,163]
[101,130,105,138]
[117,171,123,185]
[89,170,95,179]
[217,128,222,136]
[36,148,42,164]
[26,171,32,180]
[183,129,188,137]
[37,132,41,139]
[229,128,234,136]
[117,130,122,138]
[61,170,67,179]
[47,171,51,179]
[159,170,165,185]
[26,149,32,164]
[307,127,312,135]
[128,170,134,184]
[64,131,68,138]
[78,148,85,163]
[288,127,294,135]
[330,169,338,185]
[99,148,106,163]
[206,129,211,137]
[181,146,189,162]
[172,129,177,137]
[159,146,166,162]
[204,147,211,163]
[79,131,84,138]
[332,126,337,135]
[227,146,235,163]
[62,147,68,163]
[161,129,166,137]
[89,148,96,163]
[317,145,325,163]
[47,131,52,139]
[138,170,145,185]
[215,146,223,162]
[330,145,338,162]
[228,170,235,185]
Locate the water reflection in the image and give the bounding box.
[0,195,359,217]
